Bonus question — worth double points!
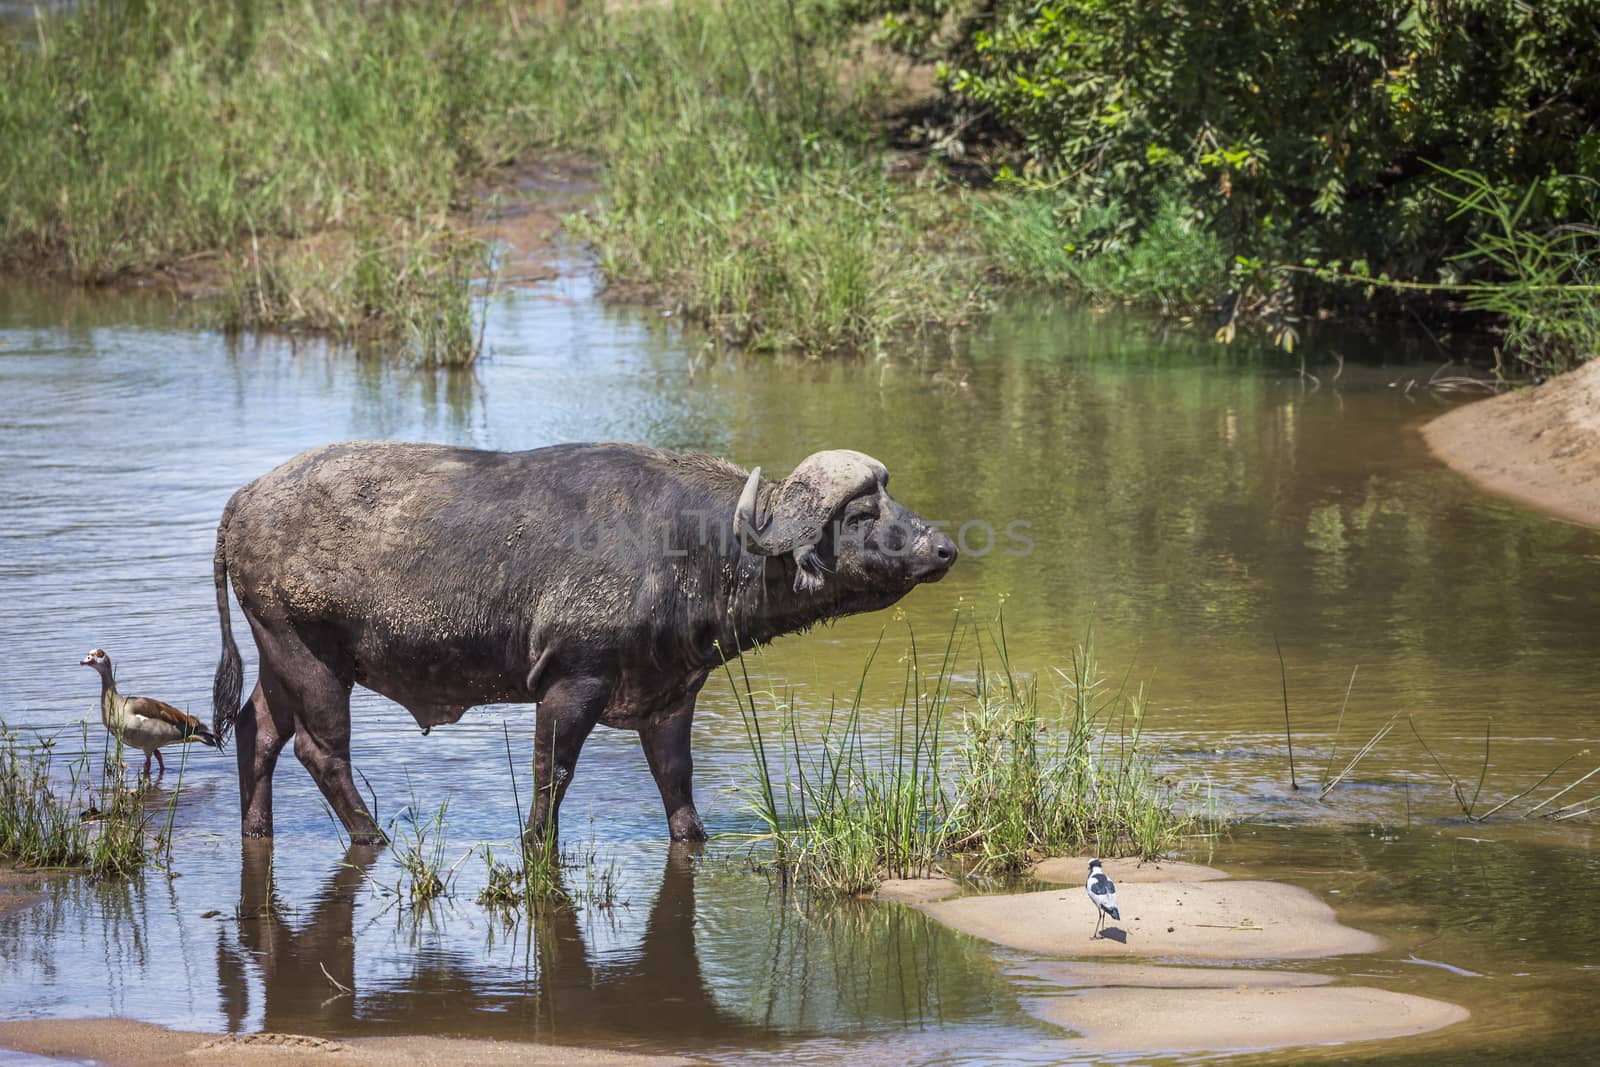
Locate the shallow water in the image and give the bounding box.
[2,266,1599,1062]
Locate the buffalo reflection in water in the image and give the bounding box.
[216,841,758,1046]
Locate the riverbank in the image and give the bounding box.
[908,854,1469,1055]
[1423,360,1600,529]
[1,1,987,362]
[0,1020,690,1067]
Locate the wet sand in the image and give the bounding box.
[1033,985,1470,1053]
[873,875,961,903]
[919,878,1381,959]
[0,1020,692,1067]
[1423,360,1600,529]
[915,858,1469,1054]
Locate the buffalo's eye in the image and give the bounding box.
[842,500,878,531]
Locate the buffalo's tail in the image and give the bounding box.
[212,493,244,747]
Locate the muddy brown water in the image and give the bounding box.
[2,267,1599,1063]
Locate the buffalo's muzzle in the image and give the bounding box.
[914,532,958,582]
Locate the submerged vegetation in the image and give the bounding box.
[0,721,151,878]
[727,620,1212,896]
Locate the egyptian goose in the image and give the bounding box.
[80,648,219,776]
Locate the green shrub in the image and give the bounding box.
[858,0,1600,355]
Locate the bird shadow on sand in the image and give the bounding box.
[1093,927,1128,944]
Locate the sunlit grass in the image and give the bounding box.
[724,616,1214,896]
[3,0,986,358]
[0,720,150,878]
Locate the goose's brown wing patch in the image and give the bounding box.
[125,696,202,731]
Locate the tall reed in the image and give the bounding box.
[726,617,1210,895]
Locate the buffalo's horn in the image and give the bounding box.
[734,467,773,552]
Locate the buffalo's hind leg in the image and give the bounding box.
[526,675,611,842]
[294,684,383,845]
[236,641,297,838]
[256,623,383,844]
[640,694,707,843]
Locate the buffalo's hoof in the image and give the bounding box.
[668,812,707,842]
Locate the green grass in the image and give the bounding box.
[2,0,986,359]
[945,635,1207,871]
[387,785,466,905]
[0,720,150,878]
[1432,168,1600,375]
[6,3,1589,366]
[475,836,620,912]
[475,722,619,912]
[725,618,1212,896]
[2,1,513,364]
[216,218,491,366]
[976,190,1229,314]
[729,632,951,895]
[539,2,987,353]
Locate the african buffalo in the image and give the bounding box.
[211,442,956,844]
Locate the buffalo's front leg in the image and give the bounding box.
[527,675,610,841]
[640,698,706,842]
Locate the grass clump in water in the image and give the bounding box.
[476,836,620,913]
[477,836,566,911]
[382,783,471,905]
[946,636,1204,873]
[727,619,1210,896]
[476,724,619,912]
[392,802,450,904]
[0,720,150,878]
[730,633,951,896]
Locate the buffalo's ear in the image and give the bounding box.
[792,544,826,594]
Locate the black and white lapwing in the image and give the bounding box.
[1086,858,1121,938]
[82,648,219,777]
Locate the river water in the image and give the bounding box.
[1,268,1598,1063]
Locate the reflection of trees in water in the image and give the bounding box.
[210,842,1010,1046]
[704,307,1600,680]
